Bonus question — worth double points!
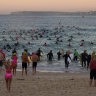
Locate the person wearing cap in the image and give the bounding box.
[11,52,17,75]
[91,51,95,59]
[0,50,5,73]
[21,52,28,76]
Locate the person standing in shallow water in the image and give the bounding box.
[81,50,88,68]
[73,49,79,61]
[87,53,91,70]
[47,50,53,61]
[57,50,61,60]
[36,48,42,61]
[63,51,71,69]
[89,54,96,87]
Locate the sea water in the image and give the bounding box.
[0,14,96,72]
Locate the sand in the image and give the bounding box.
[0,70,96,96]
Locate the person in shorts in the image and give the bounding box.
[90,54,96,87]
[21,52,28,76]
[31,52,38,75]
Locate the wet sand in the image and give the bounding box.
[0,70,96,96]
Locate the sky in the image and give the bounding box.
[0,0,96,14]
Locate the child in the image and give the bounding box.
[4,59,13,93]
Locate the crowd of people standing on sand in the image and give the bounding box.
[0,48,96,93]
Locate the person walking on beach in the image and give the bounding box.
[4,59,13,93]
[63,51,71,69]
[73,49,79,61]
[31,52,39,75]
[0,50,5,73]
[11,53,17,75]
[21,52,28,76]
[89,54,96,87]
[47,50,53,61]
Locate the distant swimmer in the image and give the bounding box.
[44,42,47,46]
[47,37,51,40]
[67,43,71,47]
[68,39,72,42]
[80,40,85,42]
[80,43,84,46]
[60,40,63,42]
[77,32,81,35]
[90,41,94,45]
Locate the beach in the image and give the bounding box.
[0,70,96,96]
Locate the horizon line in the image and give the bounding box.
[0,10,96,15]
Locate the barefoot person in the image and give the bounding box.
[0,50,5,73]
[89,54,96,87]
[31,52,39,75]
[21,52,28,76]
[4,59,13,93]
[11,53,17,75]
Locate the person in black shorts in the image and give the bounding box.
[22,62,27,69]
[33,62,37,68]
[31,53,38,75]
[21,52,28,76]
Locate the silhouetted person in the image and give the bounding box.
[47,50,53,61]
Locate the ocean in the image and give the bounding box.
[0,14,96,72]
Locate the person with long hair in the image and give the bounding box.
[4,59,13,93]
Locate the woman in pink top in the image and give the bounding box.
[11,53,17,75]
[4,59,13,93]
